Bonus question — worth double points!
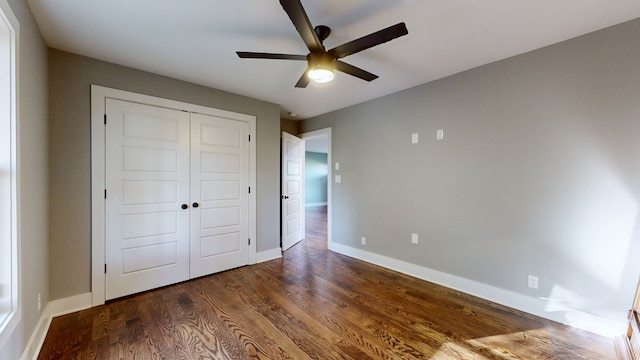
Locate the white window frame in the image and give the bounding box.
[0,0,20,351]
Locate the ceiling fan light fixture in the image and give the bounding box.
[306,52,335,84]
[307,65,334,83]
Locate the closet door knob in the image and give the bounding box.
[181,204,188,209]
[192,202,199,208]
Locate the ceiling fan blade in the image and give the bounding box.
[279,0,324,53]
[328,22,408,59]
[335,60,378,82]
[295,70,310,88]
[236,52,307,60]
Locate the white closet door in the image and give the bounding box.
[189,113,250,278]
[105,99,190,300]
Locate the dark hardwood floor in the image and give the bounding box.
[39,205,615,359]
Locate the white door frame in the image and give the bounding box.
[90,85,257,306]
[300,128,332,249]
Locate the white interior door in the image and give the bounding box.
[105,99,191,300]
[190,113,250,278]
[281,132,305,251]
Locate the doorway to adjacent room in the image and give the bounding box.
[301,128,332,249]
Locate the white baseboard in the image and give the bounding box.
[20,293,92,360]
[328,242,626,338]
[256,248,282,263]
[305,202,327,208]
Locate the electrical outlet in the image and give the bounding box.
[411,233,419,244]
[361,237,366,245]
[528,275,539,289]
[38,293,41,311]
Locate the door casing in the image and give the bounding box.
[91,85,257,306]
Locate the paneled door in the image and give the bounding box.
[190,113,249,278]
[281,132,305,251]
[105,99,191,300]
[105,99,251,300]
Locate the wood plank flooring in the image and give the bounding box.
[39,206,616,359]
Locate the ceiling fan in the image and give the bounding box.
[237,0,409,88]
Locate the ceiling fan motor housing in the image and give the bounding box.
[314,25,331,42]
[307,52,334,68]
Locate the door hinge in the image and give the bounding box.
[104,114,107,125]
[248,238,251,245]
[248,134,251,142]
[248,187,251,194]
[104,189,107,199]
[104,264,107,274]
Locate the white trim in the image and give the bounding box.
[256,248,282,263]
[46,293,92,318]
[91,85,257,306]
[329,242,626,338]
[0,0,20,351]
[19,293,92,360]
[248,114,257,265]
[300,128,332,248]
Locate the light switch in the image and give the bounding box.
[411,133,419,144]
[335,175,342,183]
[436,129,444,140]
[411,233,419,244]
[335,162,340,171]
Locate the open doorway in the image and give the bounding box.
[301,128,332,249]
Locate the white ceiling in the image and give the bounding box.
[27,0,640,120]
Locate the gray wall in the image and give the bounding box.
[305,152,328,206]
[0,0,49,359]
[49,49,282,300]
[301,19,640,317]
[281,118,299,136]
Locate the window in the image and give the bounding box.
[0,0,19,349]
